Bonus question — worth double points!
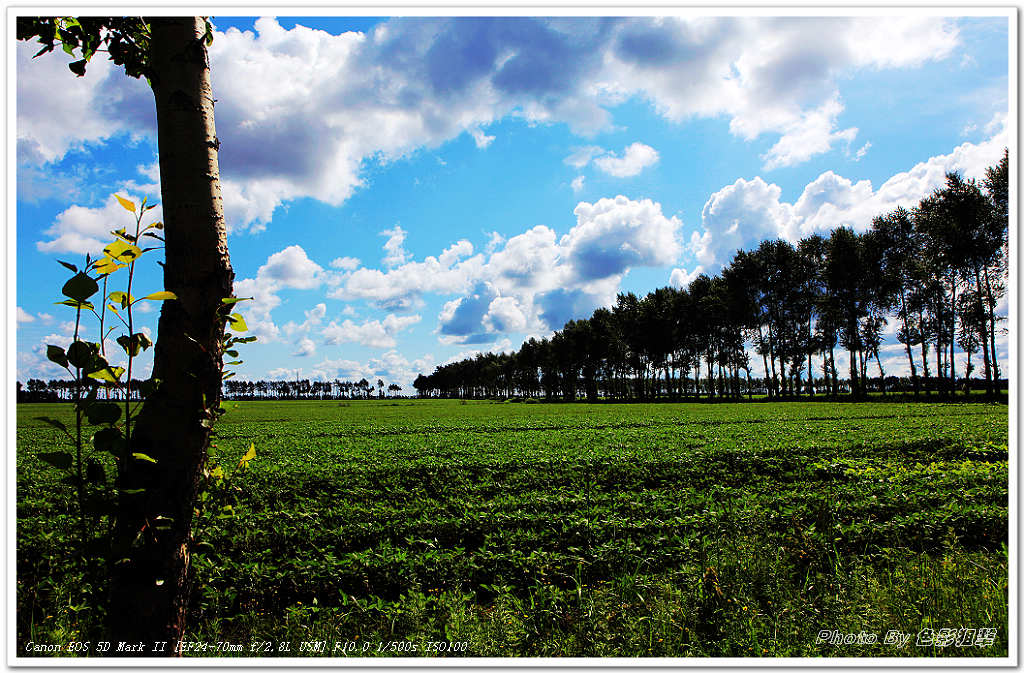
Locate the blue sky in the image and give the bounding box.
[15,14,1012,389]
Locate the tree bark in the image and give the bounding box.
[108,17,233,651]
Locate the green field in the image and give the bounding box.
[17,399,1009,658]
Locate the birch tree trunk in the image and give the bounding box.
[108,16,233,650]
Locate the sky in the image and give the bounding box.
[14,13,1013,390]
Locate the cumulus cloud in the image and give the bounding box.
[283,302,327,337]
[669,265,705,289]
[322,314,421,349]
[304,350,435,389]
[234,245,327,342]
[16,307,35,323]
[593,142,660,177]
[19,16,963,235]
[760,98,857,170]
[380,226,410,268]
[429,195,681,343]
[571,175,586,192]
[330,256,361,270]
[293,337,316,357]
[564,196,681,279]
[37,188,162,255]
[326,194,681,346]
[258,245,325,289]
[685,122,1008,270]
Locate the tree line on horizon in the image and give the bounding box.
[16,376,404,403]
[413,152,1009,402]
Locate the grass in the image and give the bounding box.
[16,399,1009,658]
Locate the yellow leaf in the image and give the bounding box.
[238,443,256,467]
[140,291,177,302]
[108,291,133,308]
[114,194,136,213]
[87,366,124,383]
[227,313,248,332]
[103,239,142,263]
[93,257,124,276]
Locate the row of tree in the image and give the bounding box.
[414,154,1008,402]
[222,378,402,400]
[17,377,404,402]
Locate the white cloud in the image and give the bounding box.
[37,190,162,255]
[438,195,683,341]
[380,226,410,268]
[330,256,361,271]
[760,98,857,170]
[470,127,495,148]
[303,350,435,389]
[669,265,705,289]
[564,145,604,168]
[16,307,35,323]
[571,175,585,192]
[293,337,316,357]
[854,141,872,161]
[283,302,327,337]
[483,296,529,333]
[687,122,1008,269]
[439,240,474,267]
[19,16,963,236]
[321,313,421,349]
[233,245,327,342]
[593,142,660,177]
[258,245,324,290]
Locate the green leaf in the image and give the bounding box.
[225,350,239,358]
[38,451,73,470]
[114,194,136,213]
[226,313,248,332]
[68,59,87,76]
[55,299,95,310]
[86,401,122,426]
[117,332,153,357]
[62,272,99,302]
[140,291,177,302]
[57,260,78,273]
[93,427,124,455]
[66,340,98,369]
[132,452,158,464]
[221,296,253,305]
[35,416,70,436]
[233,336,258,344]
[46,345,69,368]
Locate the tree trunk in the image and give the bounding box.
[949,281,957,398]
[982,264,1000,381]
[898,290,919,396]
[108,17,233,651]
[973,267,993,398]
